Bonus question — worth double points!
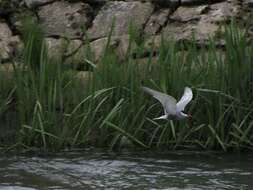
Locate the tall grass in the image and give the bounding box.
[0,19,252,151]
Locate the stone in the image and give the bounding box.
[75,71,92,85]
[64,39,86,68]
[205,1,240,23]
[170,5,208,22]
[181,0,206,5]
[0,22,12,38]
[116,35,133,60]
[45,38,68,58]
[180,0,221,6]
[244,0,253,7]
[65,40,83,58]
[144,35,163,50]
[0,22,13,61]
[0,22,21,62]
[88,37,120,61]
[0,63,14,80]
[194,21,219,42]
[38,1,92,39]
[76,0,108,5]
[162,23,193,42]
[161,0,240,46]
[0,63,14,72]
[151,0,180,7]
[45,38,94,69]
[162,21,219,44]
[70,35,134,63]
[144,8,171,35]
[24,0,55,8]
[45,37,84,65]
[88,1,154,40]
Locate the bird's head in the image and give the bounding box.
[187,113,192,119]
[187,113,193,126]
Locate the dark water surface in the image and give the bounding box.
[0,150,252,190]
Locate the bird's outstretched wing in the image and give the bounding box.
[176,87,193,112]
[142,86,177,115]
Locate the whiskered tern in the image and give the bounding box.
[142,86,193,120]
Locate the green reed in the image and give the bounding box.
[0,19,252,151]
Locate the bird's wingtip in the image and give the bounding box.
[141,86,148,91]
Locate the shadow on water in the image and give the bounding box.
[0,150,253,190]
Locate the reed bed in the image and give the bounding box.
[0,20,252,151]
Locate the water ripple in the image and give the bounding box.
[0,151,252,190]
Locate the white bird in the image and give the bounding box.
[142,86,193,120]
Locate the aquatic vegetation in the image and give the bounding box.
[0,20,252,151]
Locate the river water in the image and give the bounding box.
[0,150,252,190]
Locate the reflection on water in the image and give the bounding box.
[0,150,252,190]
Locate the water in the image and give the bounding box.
[0,150,252,190]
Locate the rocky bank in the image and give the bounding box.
[0,0,252,67]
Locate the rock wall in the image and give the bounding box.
[0,0,252,66]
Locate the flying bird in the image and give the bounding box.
[142,86,193,120]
